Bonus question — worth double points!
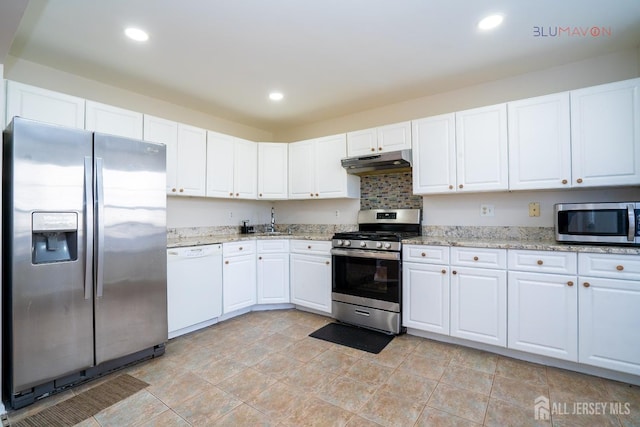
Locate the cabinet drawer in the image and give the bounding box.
[451,247,507,269]
[290,240,331,255]
[223,240,256,257]
[403,245,449,264]
[257,239,289,253]
[578,253,640,280]
[508,250,577,274]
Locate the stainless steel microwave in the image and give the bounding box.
[555,202,640,246]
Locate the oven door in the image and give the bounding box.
[331,248,401,311]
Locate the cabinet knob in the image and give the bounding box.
[325,261,330,265]
[616,265,624,271]
[315,193,319,197]
[378,147,383,151]
[567,281,574,287]
[459,184,464,189]
[236,193,239,196]
[441,269,446,274]
[179,188,184,193]
[449,185,454,190]
[537,260,543,265]
[583,282,590,288]
[452,270,457,275]
[561,179,568,185]
[310,193,314,197]
[239,247,243,250]
[421,252,426,257]
[308,245,312,249]
[371,148,375,152]
[258,256,262,260]
[229,192,233,196]
[473,256,479,261]
[576,178,583,184]
[259,193,262,197]
[171,188,177,192]
[225,260,229,265]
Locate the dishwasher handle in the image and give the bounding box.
[168,245,222,258]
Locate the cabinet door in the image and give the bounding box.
[346,128,377,156]
[223,253,257,313]
[455,104,508,192]
[579,277,640,375]
[6,81,85,129]
[258,143,288,199]
[288,139,316,199]
[571,78,640,187]
[508,271,578,361]
[290,253,331,313]
[85,100,143,139]
[206,130,235,198]
[175,124,207,196]
[412,114,457,194]
[315,134,358,198]
[233,138,258,199]
[450,267,507,346]
[378,121,411,152]
[257,252,290,304]
[143,115,178,194]
[508,93,571,190]
[402,262,449,334]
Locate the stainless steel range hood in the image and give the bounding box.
[341,149,412,175]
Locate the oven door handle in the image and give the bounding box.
[331,248,401,261]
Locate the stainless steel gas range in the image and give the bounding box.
[331,209,421,335]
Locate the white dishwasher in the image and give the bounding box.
[167,244,223,338]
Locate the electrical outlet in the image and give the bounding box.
[529,202,541,217]
[480,204,495,217]
[228,211,233,219]
[335,210,340,217]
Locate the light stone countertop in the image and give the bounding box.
[167,233,335,248]
[402,236,640,255]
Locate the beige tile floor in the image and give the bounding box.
[6,309,640,426]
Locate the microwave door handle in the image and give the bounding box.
[628,204,636,242]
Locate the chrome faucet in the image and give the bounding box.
[268,206,276,233]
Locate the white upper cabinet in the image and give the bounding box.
[570,78,640,187]
[257,143,287,200]
[288,134,359,199]
[85,100,143,139]
[5,81,85,129]
[206,131,257,199]
[346,121,411,157]
[175,124,207,197]
[143,115,179,194]
[508,93,572,190]
[412,113,457,194]
[455,103,508,192]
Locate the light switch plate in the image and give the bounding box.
[529,202,540,217]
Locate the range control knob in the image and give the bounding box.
[384,243,392,249]
[376,242,382,248]
[337,240,344,246]
[360,241,367,248]
[344,240,351,247]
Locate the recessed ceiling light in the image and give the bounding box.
[125,27,149,42]
[478,14,504,31]
[269,92,284,101]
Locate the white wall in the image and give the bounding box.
[167,197,273,229]
[273,199,360,225]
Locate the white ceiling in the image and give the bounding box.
[3,0,640,132]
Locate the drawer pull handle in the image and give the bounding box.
[473,256,479,261]
[441,269,446,274]
[452,270,457,275]
[239,247,243,250]
[537,260,543,265]
[567,281,574,287]
[421,252,426,257]
[616,265,624,271]
[355,309,370,316]
[308,245,312,249]
[583,282,590,288]
[325,261,330,265]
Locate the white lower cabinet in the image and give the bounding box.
[289,240,332,313]
[222,241,257,314]
[257,240,290,304]
[167,245,223,338]
[450,248,507,347]
[578,253,640,375]
[402,245,450,334]
[507,250,579,361]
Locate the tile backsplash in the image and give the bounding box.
[360,171,422,210]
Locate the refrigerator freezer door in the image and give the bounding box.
[4,118,94,393]
[93,133,167,364]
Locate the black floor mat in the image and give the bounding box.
[309,322,394,354]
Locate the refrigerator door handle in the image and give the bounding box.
[96,157,105,298]
[84,157,94,300]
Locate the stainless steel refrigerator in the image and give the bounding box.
[2,117,167,409]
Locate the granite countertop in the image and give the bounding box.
[167,233,335,248]
[402,236,640,255]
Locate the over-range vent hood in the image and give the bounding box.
[341,149,412,175]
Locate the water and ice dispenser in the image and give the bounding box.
[32,212,78,264]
